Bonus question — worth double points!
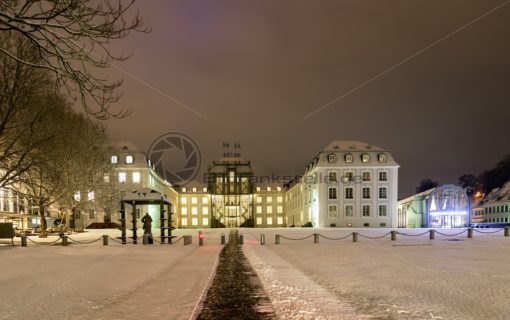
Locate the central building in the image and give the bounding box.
[206,156,255,228]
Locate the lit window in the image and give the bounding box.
[118,172,126,183]
[327,154,337,163]
[379,171,388,181]
[192,187,197,193]
[191,197,198,204]
[379,187,387,199]
[345,187,354,199]
[267,197,273,203]
[256,187,261,192]
[256,217,262,225]
[111,155,118,164]
[125,155,134,164]
[277,217,283,225]
[361,154,370,163]
[256,197,262,203]
[181,207,187,215]
[191,207,198,215]
[256,206,262,214]
[87,191,94,201]
[344,172,354,182]
[362,187,371,199]
[182,187,187,192]
[74,191,81,202]
[267,206,273,214]
[132,172,141,183]
[344,153,353,163]
[362,171,371,182]
[181,218,188,226]
[192,218,198,226]
[266,186,272,192]
[276,186,282,192]
[345,205,354,217]
[277,206,283,214]
[202,207,209,215]
[328,205,338,217]
[277,196,283,203]
[328,187,337,200]
[267,217,273,225]
[202,197,208,204]
[328,171,337,182]
[362,205,370,217]
[181,197,187,204]
[378,153,387,163]
[103,174,110,183]
[379,205,387,217]
[203,187,208,192]
[202,218,209,226]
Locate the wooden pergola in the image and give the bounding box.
[120,188,173,244]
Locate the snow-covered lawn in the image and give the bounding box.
[2,228,509,320]
[242,228,510,320]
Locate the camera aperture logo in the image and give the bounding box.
[147,132,201,186]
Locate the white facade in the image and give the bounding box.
[285,141,399,228]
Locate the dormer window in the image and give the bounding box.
[344,153,353,163]
[111,155,118,164]
[125,155,134,164]
[361,153,370,163]
[327,154,337,163]
[378,153,387,163]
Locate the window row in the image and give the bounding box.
[328,204,388,218]
[181,207,209,215]
[256,205,284,214]
[327,153,387,164]
[256,216,284,225]
[327,171,388,183]
[111,154,134,164]
[181,187,208,193]
[255,196,284,203]
[484,217,509,223]
[181,217,209,226]
[117,171,141,183]
[255,186,282,192]
[484,204,509,214]
[181,197,209,205]
[328,187,388,200]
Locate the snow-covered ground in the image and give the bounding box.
[242,228,510,320]
[2,228,509,320]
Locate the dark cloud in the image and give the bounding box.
[104,0,510,197]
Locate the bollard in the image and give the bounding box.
[143,234,149,245]
[260,234,265,245]
[21,235,27,247]
[352,232,358,242]
[102,235,108,246]
[221,234,225,245]
[198,231,204,246]
[314,233,319,243]
[467,228,473,239]
[239,233,244,245]
[505,226,509,237]
[62,235,68,246]
[391,231,397,241]
[275,234,280,245]
[429,230,435,240]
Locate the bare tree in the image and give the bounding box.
[0,0,149,119]
[0,31,56,188]
[19,99,114,237]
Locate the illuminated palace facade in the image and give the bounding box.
[1,140,400,229]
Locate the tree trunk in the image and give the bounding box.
[38,208,47,238]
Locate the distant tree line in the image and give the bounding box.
[416,155,510,195]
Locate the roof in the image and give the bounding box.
[122,188,171,204]
[323,140,386,152]
[482,181,510,204]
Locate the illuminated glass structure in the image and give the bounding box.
[398,185,470,228]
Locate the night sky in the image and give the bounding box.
[103,1,510,198]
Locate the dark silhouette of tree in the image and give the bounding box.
[416,178,438,193]
[458,174,478,191]
[0,0,149,119]
[478,154,510,195]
